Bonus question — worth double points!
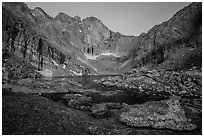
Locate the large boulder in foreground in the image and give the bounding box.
[62,94,92,110]
[91,103,110,118]
[119,96,196,131]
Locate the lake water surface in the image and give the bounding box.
[38,75,169,104]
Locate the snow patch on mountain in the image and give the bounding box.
[70,69,82,76]
[84,52,123,60]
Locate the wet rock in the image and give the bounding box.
[119,96,197,131]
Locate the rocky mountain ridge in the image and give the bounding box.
[2,2,202,78]
[130,2,202,71]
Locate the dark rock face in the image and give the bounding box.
[2,3,71,77]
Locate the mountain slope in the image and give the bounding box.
[2,2,202,78]
[126,2,202,71]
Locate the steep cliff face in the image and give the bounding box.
[31,7,53,24]
[79,17,137,74]
[2,3,71,77]
[2,2,202,77]
[129,2,202,70]
[30,10,138,75]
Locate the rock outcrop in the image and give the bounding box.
[119,96,197,131]
[62,94,92,110]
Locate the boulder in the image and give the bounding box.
[105,102,122,109]
[135,76,146,81]
[17,78,33,85]
[103,81,116,86]
[136,76,157,84]
[119,96,196,131]
[142,78,157,84]
[91,103,110,118]
[140,67,149,74]
[62,94,92,110]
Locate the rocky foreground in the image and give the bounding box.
[2,66,202,135]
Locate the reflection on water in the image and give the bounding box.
[42,75,120,90]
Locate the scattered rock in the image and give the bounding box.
[95,67,201,97]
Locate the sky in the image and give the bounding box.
[26,2,190,36]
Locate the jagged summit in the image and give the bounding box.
[33,7,53,19]
[31,7,53,23]
[54,12,82,23]
[83,16,110,30]
[83,16,100,21]
[54,12,72,20]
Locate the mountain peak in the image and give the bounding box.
[83,16,110,31]
[83,16,102,23]
[54,12,73,23]
[32,7,53,21]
